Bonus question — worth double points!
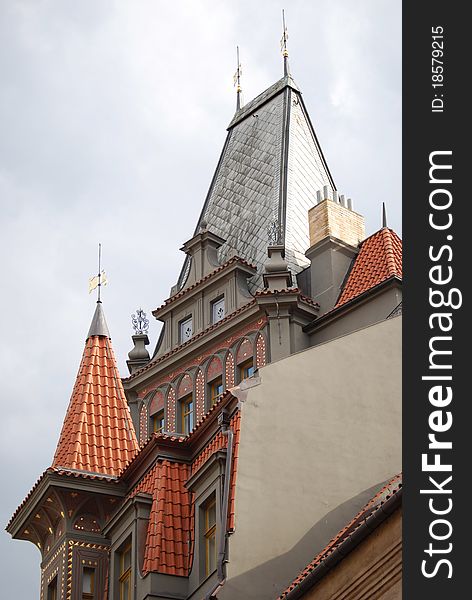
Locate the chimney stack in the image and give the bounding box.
[305,190,366,314]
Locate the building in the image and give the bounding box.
[6,46,402,600]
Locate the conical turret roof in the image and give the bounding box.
[52,303,139,477]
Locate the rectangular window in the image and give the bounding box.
[239,359,255,382]
[152,410,165,434]
[119,543,132,600]
[180,316,193,343]
[209,378,224,407]
[181,395,194,435]
[203,495,217,577]
[47,577,58,600]
[82,567,95,599]
[211,297,225,323]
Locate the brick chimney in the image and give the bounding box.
[305,187,365,314]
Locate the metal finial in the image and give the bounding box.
[88,243,108,300]
[233,46,242,111]
[131,308,149,335]
[280,9,290,76]
[382,202,388,228]
[268,220,281,245]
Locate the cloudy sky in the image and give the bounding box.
[0,1,400,597]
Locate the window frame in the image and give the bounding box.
[211,296,225,324]
[208,377,224,408]
[118,542,132,600]
[81,566,95,600]
[239,358,255,382]
[47,576,58,600]
[179,315,193,343]
[180,394,194,435]
[202,494,217,578]
[152,409,165,434]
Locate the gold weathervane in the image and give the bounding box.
[88,243,108,300]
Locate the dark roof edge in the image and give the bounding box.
[227,75,300,129]
[304,275,402,333]
[284,487,403,600]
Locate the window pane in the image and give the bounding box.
[180,317,193,341]
[207,502,216,529]
[212,298,225,323]
[183,397,194,434]
[153,411,164,433]
[82,568,94,594]
[122,546,131,572]
[208,532,216,573]
[121,578,130,600]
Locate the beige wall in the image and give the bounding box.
[302,508,402,600]
[221,316,402,599]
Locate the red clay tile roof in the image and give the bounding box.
[335,228,402,308]
[279,473,402,599]
[126,408,241,576]
[131,460,193,576]
[52,335,139,477]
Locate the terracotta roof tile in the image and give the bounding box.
[127,409,241,576]
[130,461,193,577]
[335,228,402,308]
[52,336,139,477]
[278,473,402,598]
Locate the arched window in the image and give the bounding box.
[236,338,254,382]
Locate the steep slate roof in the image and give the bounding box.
[279,473,402,599]
[52,304,139,477]
[335,228,402,308]
[177,74,335,292]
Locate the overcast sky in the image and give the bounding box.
[0,1,401,597]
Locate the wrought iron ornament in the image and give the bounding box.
[131,308,149,335]
[268,220,281,245]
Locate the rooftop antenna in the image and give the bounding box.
[280,9,290,77]
[88,243,108,302]
[382,202,388,228]
[233,46,242,111]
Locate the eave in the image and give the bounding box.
[303,276,402,334]
[6,469,126,539]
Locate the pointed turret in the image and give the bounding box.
[176,59,335,294]
[52,302,139,477]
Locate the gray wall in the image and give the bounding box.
[221,316,402,599]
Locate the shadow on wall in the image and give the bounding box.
[220,479,391,600]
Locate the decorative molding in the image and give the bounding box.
[137,317,267,398]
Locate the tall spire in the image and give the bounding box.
[234,46,242,111]
[52,302,139,477]
[281,9,290,77]
[382,202,388,228]
[87,300,110,339]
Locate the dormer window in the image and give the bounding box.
[212,297,225,324]
[180,316,193,342]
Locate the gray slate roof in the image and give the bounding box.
[177,74,335,292]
